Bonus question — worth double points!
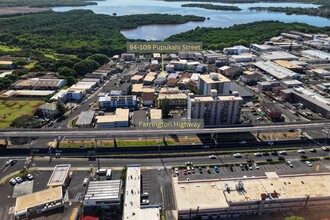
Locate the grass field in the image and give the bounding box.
[0,45,20,52]
[24,61,37,69]
[0,100,44,128]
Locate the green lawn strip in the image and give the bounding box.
[116,140,165,147]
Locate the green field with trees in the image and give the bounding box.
[165,20,330,50]
[181,4,241,11]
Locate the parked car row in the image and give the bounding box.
[9,173,33,186]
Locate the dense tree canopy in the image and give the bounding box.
[0,10,205,56]
[166,21,330,50]
[87,54,109,66]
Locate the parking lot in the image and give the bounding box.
[176,160,330,181]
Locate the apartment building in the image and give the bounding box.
[187,90,243,126]
[98,94,137,110]
[198,73,231,95]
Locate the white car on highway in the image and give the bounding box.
[209,155,216,159]
[233,153,242,158]
[297,149,305,153]
[278,150,287,155]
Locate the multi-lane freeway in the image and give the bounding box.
[1,121,330,138]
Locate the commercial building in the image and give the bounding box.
[158,93,188,107]
[280,87,330,118]
[281,80,303,88]
[47,164,71,187]
[75,110,95,128]
[260,51,298,61]
[274,60,303,72]
[223,45,249,55]
[250,44,277,52]
[187,90,242,126]
[131,74,144,84]
[123,165,160,220]
[14,187,64,219]
[132,84,155,95]
[230,54,256,63]
[280,32,303,41]
[259,103,282,120]
[312,69,330,79]
[198,73,231,95]
[173,172,330,219]
[204,53,228,65]
[254,61,301,80]
[51,89,84,103]
[121,53,136,61]
[241,71,262,84]
[99,94,137,110]
[257,81,281,92]
[302,50,330,60]
[38,102,59,117]
[83,180,122,208]
[96,108,130,128]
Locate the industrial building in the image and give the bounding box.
[123,165,160,220]
[83,180,122,208]
[250,44,277,52]
[254,61,301,80]
[13,78,66,90]
[260,51,298,61]
[198,73,231,95]
[0,90,55,99]
[96,108,130,128]
[14,187,64,220]
[302,50,330,60]
[75,110,95,128]
[173,172,330,219]
[280,87,330,118]
[187,90,243,126]
[257,81,281,92]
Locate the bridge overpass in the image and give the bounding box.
[1,121,330,138]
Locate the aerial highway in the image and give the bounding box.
[1,120,330,138]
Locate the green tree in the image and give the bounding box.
[13,69,29,76]
[56,101,66,117]
[88,54,109,66]
[161,98,170,119]
[66,76,76,86]
[13,58,28,67]
[73,59,100,77]
[58,66,77,77]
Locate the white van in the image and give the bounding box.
[106,169,112,180]
[96,169,107,175]
[83,178,89,186]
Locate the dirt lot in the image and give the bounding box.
[0,6,50,15]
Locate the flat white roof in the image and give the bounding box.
[15,187,63,215]
[302,49,330,60]
[174,173,330,213]
[47,164,71,187]
[254,61,300,79]
[84,180,121,202]
[261,51,298,61]
[123,165,160,220]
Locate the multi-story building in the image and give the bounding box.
[95,108,130,128]
[198,73,231,95]
[38,102,59,117]
[187,90,243,126]
[98,94,137,110]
